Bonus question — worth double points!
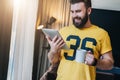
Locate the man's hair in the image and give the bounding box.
[70,0,91,8]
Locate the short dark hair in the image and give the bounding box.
[70,0,91,8]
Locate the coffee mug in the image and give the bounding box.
[75,49,87,63]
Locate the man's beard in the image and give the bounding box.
[73,13,88,28]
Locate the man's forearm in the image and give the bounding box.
[96,58,114,70]
[48,50,60,64]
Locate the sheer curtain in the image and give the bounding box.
[35,0,72,79]
[7,0,38,80]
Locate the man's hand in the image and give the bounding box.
[46,35,65,64]
[46,35,65,53]
[85,51,97,66]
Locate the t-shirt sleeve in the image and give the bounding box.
[100,31,112,54]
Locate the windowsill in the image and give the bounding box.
[96,66,120,75]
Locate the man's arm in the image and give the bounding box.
[48,50,61,64]
[85,51,114,70]
[46,35,65,64]
[96,51,114,70]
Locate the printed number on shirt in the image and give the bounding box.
[64,35,97,61]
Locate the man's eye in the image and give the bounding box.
[70,11,74,13]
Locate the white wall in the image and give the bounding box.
[92,0,120,11]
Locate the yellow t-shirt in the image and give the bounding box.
[56,25,112,80]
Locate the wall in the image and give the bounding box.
[92,0,120,11]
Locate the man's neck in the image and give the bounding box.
[83,19,92,28]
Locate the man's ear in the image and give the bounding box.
[87,7,92,15]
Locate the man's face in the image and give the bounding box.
[70,2,89,28]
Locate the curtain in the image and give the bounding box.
[7,0,38,80]
[0,0,13,79]
[39,0,72,29]
[34,0,72,79]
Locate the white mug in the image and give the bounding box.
[75,49,87,63]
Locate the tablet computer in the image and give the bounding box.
[42,28,69,50]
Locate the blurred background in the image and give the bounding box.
[0,0,120,80]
